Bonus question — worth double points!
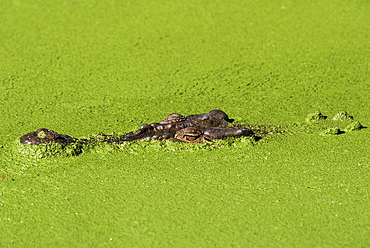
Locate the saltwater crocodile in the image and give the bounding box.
[20,110,254,145]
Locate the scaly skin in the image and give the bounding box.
[20,128,76,145]
[20,110,253,145]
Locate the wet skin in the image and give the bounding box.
[20,110,253,145]
[20,128,76,145]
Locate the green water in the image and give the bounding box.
[1,0,369,247]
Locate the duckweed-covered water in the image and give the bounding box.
[1,0,369,247]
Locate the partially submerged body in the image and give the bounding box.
[20,110,254,145]
[20,128,76,145]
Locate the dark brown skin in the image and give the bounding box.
[173,127,254,143]
[20,128,76,145]
[20,110,253,145]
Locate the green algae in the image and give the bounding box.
[344,121,365,132]
[36,130,47,138]
[305,112,327,123]
[320,127,342,136]
[332,111,354,121]
[1,0,370,247]
[17,141,83,158]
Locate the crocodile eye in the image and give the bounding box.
[181,128,202,142]
[184,134,199,141]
